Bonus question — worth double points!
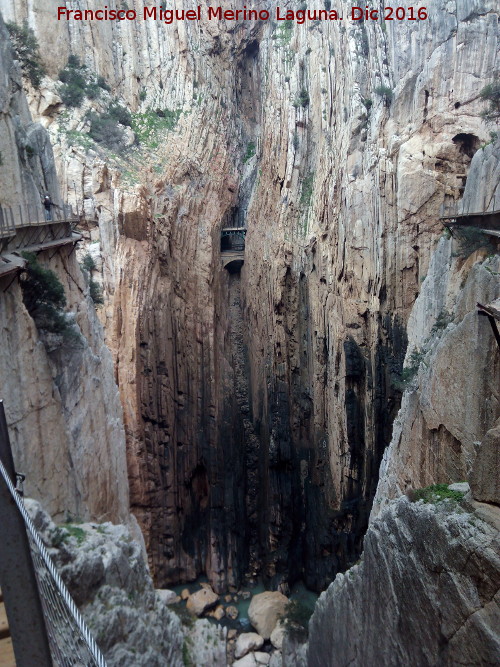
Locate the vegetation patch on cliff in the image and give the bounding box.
[293,88,310,108]
[300,172,314,205]
[480,78,500,121]
[374,84,393,104]
[58,55,110,107]
[407,484,466,504]
[272,19,294,46]
[243,141,256,163]
[392,348,426,390]
[80,253,104,305]
[131,108,182,148]
[85,102,133,151]
[6,21,46,87]
[20,252,73,335]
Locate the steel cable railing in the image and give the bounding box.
[0,457,107,667]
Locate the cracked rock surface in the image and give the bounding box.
[308,496,500,667]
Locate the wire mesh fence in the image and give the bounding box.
[0,457,107,667]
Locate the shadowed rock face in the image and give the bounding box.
[1,0,497,595]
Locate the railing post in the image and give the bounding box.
[0,400,53,667]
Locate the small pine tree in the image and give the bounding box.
[293,89,310,108]
[374,85,393,103]
[82,253,97,272]
[20,252,70,333]
[89,279,104,305]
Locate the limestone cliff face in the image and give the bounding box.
[373,140,500,520]
[0,15,130,525]
[307,133,500,664]
[3,0,497,592]
[25,498,227,667]
[308,495,500,667]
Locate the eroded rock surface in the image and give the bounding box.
[1,0,495,593]
[235,632,264,659]
[373,140,500,521]
[308,496,500,667]
[1,0,498,612]
[0,14,130,526]
[308,132,500,664]
[26,498,228,667]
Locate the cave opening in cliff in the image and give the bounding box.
[452,133,480,160]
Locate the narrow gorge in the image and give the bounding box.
[0,0,498,665]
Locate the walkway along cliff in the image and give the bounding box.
[0,2,498,662]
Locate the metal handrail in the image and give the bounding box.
[0,203,77,233]
[0,456,107,667]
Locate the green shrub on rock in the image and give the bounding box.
[87,111,126,150]
[374,84,393,102]
[480,79,500,121]
[60,82,85,108]
[81,253,96,272]
[58,57,111,107]
[293,89,310,108]
[392,348,425,390]
[89,279,104,305]
[108,102,132,127]
[20,252,70,334]
[407,484,466,504]
[6,21,46,87]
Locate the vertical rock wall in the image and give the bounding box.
[307,107,500,667]
[2,0,497,591]
[0,15,130,524]
[373,140,500,520]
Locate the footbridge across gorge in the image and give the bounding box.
[221,226,246,271]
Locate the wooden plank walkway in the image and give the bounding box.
[20,232,82,255]
[440,209,500,230]
[0,591,16,667]
[0,255,26,280]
